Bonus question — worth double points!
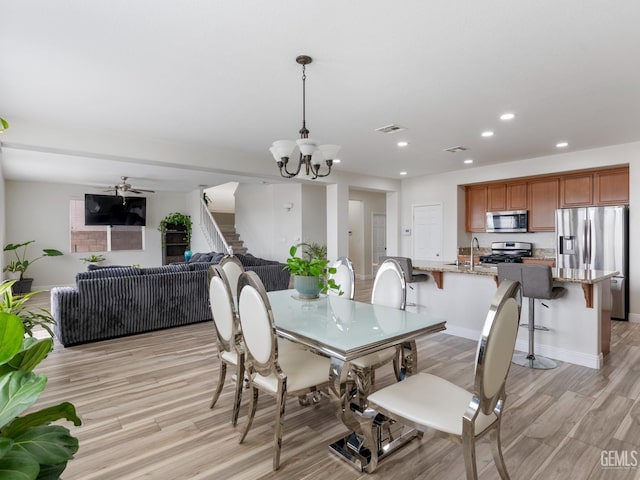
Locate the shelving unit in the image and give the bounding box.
[162,229,190,265]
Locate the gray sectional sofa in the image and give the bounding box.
[51,253,290,347]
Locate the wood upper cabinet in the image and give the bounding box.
[528,177,559,231]
[466,185,487,232]
[487,183,507,211]
[507,182,528,210]
[594,167,629,205]
[560,172,593,207]
[487,182,527,211]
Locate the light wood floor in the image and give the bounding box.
[31,285,640,479]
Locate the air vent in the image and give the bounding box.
[443,146,468,153]
[375,124,406,134]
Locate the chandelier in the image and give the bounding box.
[269,55,340,179]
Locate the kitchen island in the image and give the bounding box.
[409,260,617,369]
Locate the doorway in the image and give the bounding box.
[372,213,386,275]
[412,204,443,261]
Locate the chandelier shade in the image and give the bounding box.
[269,55,340,179]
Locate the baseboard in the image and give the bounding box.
[356,274,373,281]
[628,312,640,323]
[514,338,602,369]
[443,325,602,369]
[441,324,481,342]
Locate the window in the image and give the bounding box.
[69,199,144,253]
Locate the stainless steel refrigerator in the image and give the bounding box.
[556,205,628,320]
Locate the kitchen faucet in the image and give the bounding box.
[470,237,479,271]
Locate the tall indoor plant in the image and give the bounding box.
[3,241,64,294]
[285,243,342,298]
[0,311,81,478]
[0,281,57,338]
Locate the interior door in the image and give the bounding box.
[372,213,386,272]
[412,204,443,261]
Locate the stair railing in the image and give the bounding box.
[199,198,233,255]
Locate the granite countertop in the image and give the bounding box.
[412,260,618,284]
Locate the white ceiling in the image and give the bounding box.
[1,1,639,192]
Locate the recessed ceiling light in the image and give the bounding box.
[333,158,341,163]
[500,113,515,121]
[556,142,569,148]
[464,159,473,164]
[481,131,494,137]
[397,141,409,147]
[399,171,408,176]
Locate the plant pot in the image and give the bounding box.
[11,278,33,294]
[293,275,322,299]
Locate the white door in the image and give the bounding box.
[412,204,443,261]
[348,200,365,277]
[372,213,386,272]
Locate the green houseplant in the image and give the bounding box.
[0,311,81,478]
[158,212,192,245]
[0,281,56,338]
[79,254,106,264]
[3,241,64,294]
[284,243,342,298]
[0,117,8,132]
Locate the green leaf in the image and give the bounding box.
[12,425,78,465]
[4,339,52,374]
[41,250,63,257]
[0,118,9,131]
[3,403,81,438]
[0,372,47,429]
[35,461,67,480]
[0,437,14,459]
[0,448,39,480]
[0,314,24,366]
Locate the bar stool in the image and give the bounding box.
[497,263,566,369]
[378,256,429,307]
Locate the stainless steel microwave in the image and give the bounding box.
[486,210,528,233]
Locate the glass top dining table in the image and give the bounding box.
[266,289,447,472]
[268,290,447,362]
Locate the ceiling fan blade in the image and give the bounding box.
[128,188,155,194]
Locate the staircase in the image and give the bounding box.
[218,224,247,255]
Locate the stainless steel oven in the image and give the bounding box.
[486,210,528,233]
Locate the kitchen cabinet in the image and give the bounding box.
[466,185,487,232]
[507,182,528,210]
[463,165,628,232]
[487,184,507,211]
[528,177,559,231]
[561,173,593,207]
[594,167,629,205]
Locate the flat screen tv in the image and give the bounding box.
[84,194,147,226]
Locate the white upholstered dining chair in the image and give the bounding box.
[328,256,355,300]
[218,254,245,296]
[208,265,244,426]
[347,259,407,401]
[237,270,331,470]
[361,278,522,478]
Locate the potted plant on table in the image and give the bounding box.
[3,240,64,294]
[285,243,342,299]
[80,253,106,265]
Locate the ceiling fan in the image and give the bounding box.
[103,176,155,195]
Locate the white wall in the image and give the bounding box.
[400,141,640,319]
[301,184,326,246]
[3,180,187,289]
